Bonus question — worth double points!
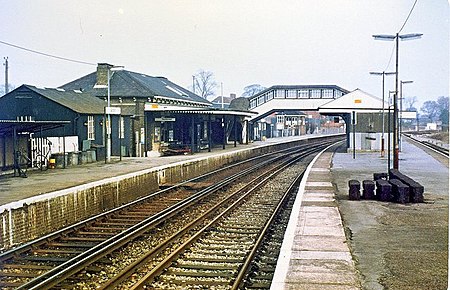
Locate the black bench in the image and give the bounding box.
[376,179,392,202]
[362,180,375,200]
[389,179,410,204]
[373,172,388,181]
[348,179,361,200]
[389,169,424,203]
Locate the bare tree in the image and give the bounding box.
[241,84,266,98]
[437,96,449,126]
[404,96,418,111]
[193,70,217,99]
[421,100,439,122]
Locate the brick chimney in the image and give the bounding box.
[96,63,113,87]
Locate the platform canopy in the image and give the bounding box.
[144,103,257,118]
[0,119,70,136]
[318,89,387,114]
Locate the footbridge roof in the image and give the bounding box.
[247,85,349,121]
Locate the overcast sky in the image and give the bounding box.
[1,1,448,107]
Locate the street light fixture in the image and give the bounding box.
[370,71,395,157]
[94,65,124,163]
[373,32,422,170]
[399,80,413,151]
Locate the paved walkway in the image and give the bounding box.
[271,145,360,289]
[0,135,324,206]
[271,138,448,289]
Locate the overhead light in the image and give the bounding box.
[369,71,396,76]
[372,34,396,41]
[399,33,423,40]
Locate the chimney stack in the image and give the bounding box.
[96,63,113,87]
[230,93,236,100]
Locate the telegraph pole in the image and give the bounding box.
[3,57,9,94]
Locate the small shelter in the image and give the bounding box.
[319,89,392,151]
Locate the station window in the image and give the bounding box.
[87,115,95,140]
[276,115,285,123]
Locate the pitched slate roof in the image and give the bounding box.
[61,70,211,106]
[23,85,107,114]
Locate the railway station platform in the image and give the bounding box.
[271,138,448,289]
[0,134,447,288]
[0,135,318,207]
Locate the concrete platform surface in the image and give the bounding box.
[271,146,361,289]
[0,135,324,207]
[272,138,448,289]
[1,134,447,288]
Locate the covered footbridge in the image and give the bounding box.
[248,85,393,152]
[247,85,349,139]
[248,85,349,122]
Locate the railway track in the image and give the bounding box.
[0,136,343,289]
[107,142,321,290]
[403,133,449,157]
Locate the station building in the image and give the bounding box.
[0,84,133,172]
[0,64,255,173]
[62,63,255,156]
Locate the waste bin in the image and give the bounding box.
[49,158,56,169]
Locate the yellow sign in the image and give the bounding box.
[354,99,362,104]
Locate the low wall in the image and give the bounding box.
[0,135,338,250]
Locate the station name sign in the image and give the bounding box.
[105,106,121,115]
[155,117,176,122]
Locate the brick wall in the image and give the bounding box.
[0,135,336,249]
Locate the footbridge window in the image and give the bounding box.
[297,89,309,98]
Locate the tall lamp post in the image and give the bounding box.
[370,71,395,157]
[399,80,413,151]
[373,32,422,169]
[94,65,124,163]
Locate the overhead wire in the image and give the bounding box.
[398,0,419,34]
[381,0,419,71]
[0,40,96,66]
[384,44,396,72]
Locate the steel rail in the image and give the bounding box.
[0,149,270,261]
[403,133,449,157]
[0,136,343,288]
[231,141,338,289]
[0,141,310,262]
[127,144,326,289]
[231,168,305,289]
[19,141,334,289]
[97,147,315,289]
[1,138,334,257]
